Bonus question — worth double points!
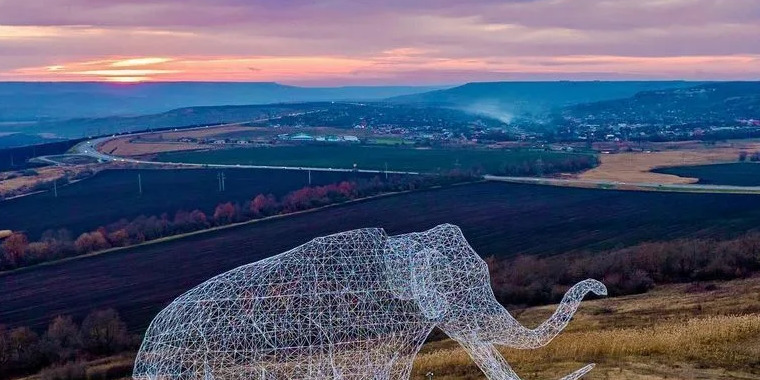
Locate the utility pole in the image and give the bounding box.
[138,173,143,195]
[308,170,312,185]
[384,162,388,180]
[217,172,226,192]
[53,179,58,198]
[222,172,226,191]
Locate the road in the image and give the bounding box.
[56,127,422,175]
[32,122,760,195]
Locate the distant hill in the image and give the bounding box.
[564,82,760,124]
[0,82,446,122]
[0,133,67,149]
[23,103,323,138]
[387,81,700,121]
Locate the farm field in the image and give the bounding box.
[0,168,376,239]
[155,145,590,173]
[4,182,760,331]
[579,140,760,184]
[653,162,760,186]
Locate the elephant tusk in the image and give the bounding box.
[558,363,595,380]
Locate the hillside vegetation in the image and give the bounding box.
[414,277,760,379]
[11,278,760,380]
[387,81,697,115]
[564,82,760,125]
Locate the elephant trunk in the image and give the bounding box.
[479,279,607,349]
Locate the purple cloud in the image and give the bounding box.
[0,0,758,83]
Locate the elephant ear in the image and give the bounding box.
[410,248,449,321]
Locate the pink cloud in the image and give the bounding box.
[0,0,758,83]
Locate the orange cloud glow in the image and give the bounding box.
[6,53,760,83]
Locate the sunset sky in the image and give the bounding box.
[1,0,759,85]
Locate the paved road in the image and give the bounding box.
[63,126,421,176]
[32,122,760,194]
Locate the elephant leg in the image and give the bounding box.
[458,338,522,380]
[457,337,595,380]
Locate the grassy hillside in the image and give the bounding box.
[17,278,760,380]
[414,277,760,379]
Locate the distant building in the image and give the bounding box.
[290,133,315,141]
[343,135,360,142]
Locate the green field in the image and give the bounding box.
[156,145,594,173]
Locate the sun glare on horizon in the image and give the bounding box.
[105,76,151,83]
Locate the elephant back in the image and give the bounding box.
[134,228,431,379]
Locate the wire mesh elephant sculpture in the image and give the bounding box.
[133,224,607,380]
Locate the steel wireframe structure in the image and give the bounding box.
[134,224,606,380]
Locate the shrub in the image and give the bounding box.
[85,361,133,380]
[40,362,86,380]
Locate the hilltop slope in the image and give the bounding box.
[564,81,760,124]
[387,81,698,118]
[0,82,445,122]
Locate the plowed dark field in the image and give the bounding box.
[654,163,760,186]
[4,181,760,331]
[0,168,373,239]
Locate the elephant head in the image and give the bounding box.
[388,224,607,380]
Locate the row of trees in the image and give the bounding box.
[0,309,134,380]
[493,155,599,177]
[738,151,760,162]
[487,232,760,306]
[0,172,477,271]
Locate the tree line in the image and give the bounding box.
[487,231,760,306]
[492,155,598,177]
[0,172,477,271]
[0,310,135,380]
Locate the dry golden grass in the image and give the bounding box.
[580,140,760,184]
[0,165,100,198]
[413,278,760,379]
[17,279,760,380]
[97,137,209,156]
